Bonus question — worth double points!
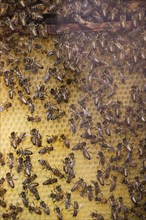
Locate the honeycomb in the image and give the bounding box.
[0,30,146,220]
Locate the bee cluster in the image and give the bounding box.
[0,0,146,36]
[0,0,146,220]
[0,0,60,35]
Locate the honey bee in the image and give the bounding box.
[38,146,54,154]
[17,157,23,173]
[43,178,57,185]
[0,178,5,185]
[0,188,7,197]
[5,17,15,31]
[108,7,118,21]
[51,167,64,179]
[97,151,105,166]
[40,201,50,215]
[28,205,42,215]
[72,201,79,217]
[19,10,27,26]
[101,3,108,17]
[110,176,117,192]
[87,185,93,201]
[0,199,7,208]
[18,90,28,105]
[0,3,8,16]
[65,193,71,209]
[71,178,84,192]
[38,159,52,170]
[91,211,104,220]
[29,22,38,37]
[17,132,26,145]
[24,156,32,177]
[33,84,47,100]
[6,172,14,188]
[28,185,40,200]
[17,149,33,156]
[60,134,70,148]
[0,102,12,112]
[30,128,42,147]
[9,203,23,213]
[97,170,104,186]
[0,152,5,166]
[7,153,14,169]
[22,174,37,185]
[54,206,63,220]
[46,135,58,143]
[120,14,126,29]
